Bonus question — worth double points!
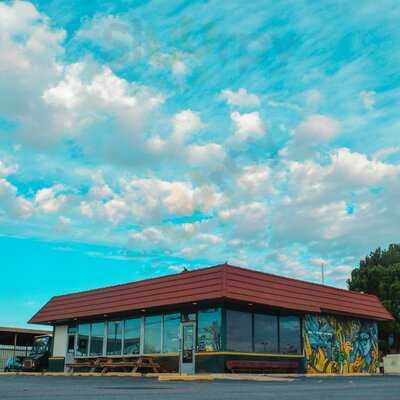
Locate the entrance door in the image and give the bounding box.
[180,322,196,374]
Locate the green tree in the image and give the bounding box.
[347,244,400,352]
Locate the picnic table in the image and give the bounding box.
[66,356,160,374]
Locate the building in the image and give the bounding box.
[0,327,51,371]
[29,264,393,374]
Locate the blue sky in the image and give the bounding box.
[1,0,400,328]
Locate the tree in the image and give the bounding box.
[347,244,400,353]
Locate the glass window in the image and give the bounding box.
[144,315,162,354]
[226,310,252,352]
[123,318,141,355]
[68,325,77,335]
[181,312,196,322]
[279,316,301,354]
[107,320,123,355]
[254,314,278,353]
[67,325,76,352]
[163,313,180,353]
[77,324,90,356]
[90,322,104,356]
[67,335,75,352]
[197,308,221,352]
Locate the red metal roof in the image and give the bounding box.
[29,264,394,324]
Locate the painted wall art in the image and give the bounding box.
[304,315,378,374]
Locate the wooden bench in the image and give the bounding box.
[226,360,299,373]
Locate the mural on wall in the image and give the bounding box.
[304,315,378,374]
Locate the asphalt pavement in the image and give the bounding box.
[0,375,400,400]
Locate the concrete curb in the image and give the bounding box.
[0,372,388,381]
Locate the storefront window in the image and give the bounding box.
[107,320,123,355]
[144,315,162,354]
[90,322,104,356]
[254,314,278,353]
[123,318,141,355]
[67,325,76,353]
[77,324,90,356]
[226,310,252,352]
[163,313,180,353]
[279,316,301,354]
[197,308,221,352]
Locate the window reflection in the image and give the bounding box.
[123,318,141,355]
[77,324,90,356]
[279,316,301,354]
[226,310,252,352]
[90,322,104,356]
[163,313,180,353]
[197,308,221,352]
[144,315,162,354]
[107,320,123,355]
[254,314,278,353]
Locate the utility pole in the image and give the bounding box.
[321,263,325,285]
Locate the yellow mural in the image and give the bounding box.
[304,315,378,374]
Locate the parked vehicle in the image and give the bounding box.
[4,356,25,372]
[22,335,52,372]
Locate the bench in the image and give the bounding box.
[226,360,299,373]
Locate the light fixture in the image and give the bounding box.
[141,309,146,312]
[192,302,197,305]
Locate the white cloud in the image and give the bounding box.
[236,165,276,196]
[171,110,205,143]
[0,161,18,177]
[230,111,266,142]
[59,216,72,226]
[219,202,269,239]
[373,146,400,161]
[198,233,222,244]
[0,178,33,218]
[304,89,322,106]
[186,144,226,167]
[171,59,187,76]
[79,176,225,224]
[360,90,376,110]
[75,14,136,51]
[220,88,260,108]
[295,114,340,143]
[35,185,67,213]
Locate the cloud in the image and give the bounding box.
[304,89,322,106]
[171,59,188,76]
[230,111,266,142]
[360,91,376,110]
[186,143,226,167]
[80,176,225,224]
[35,185,67,213]
[295,114,340,143]
[171,110,205,143]
[220,88,260,108]
[236,165,276,196]
[0,178,33,218]
[0,161,17,177]
[219,202,269,239]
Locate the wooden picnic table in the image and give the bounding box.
[67,356,160,374]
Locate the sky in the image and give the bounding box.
[1,0,400,328]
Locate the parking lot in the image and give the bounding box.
[0,375,400,400]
